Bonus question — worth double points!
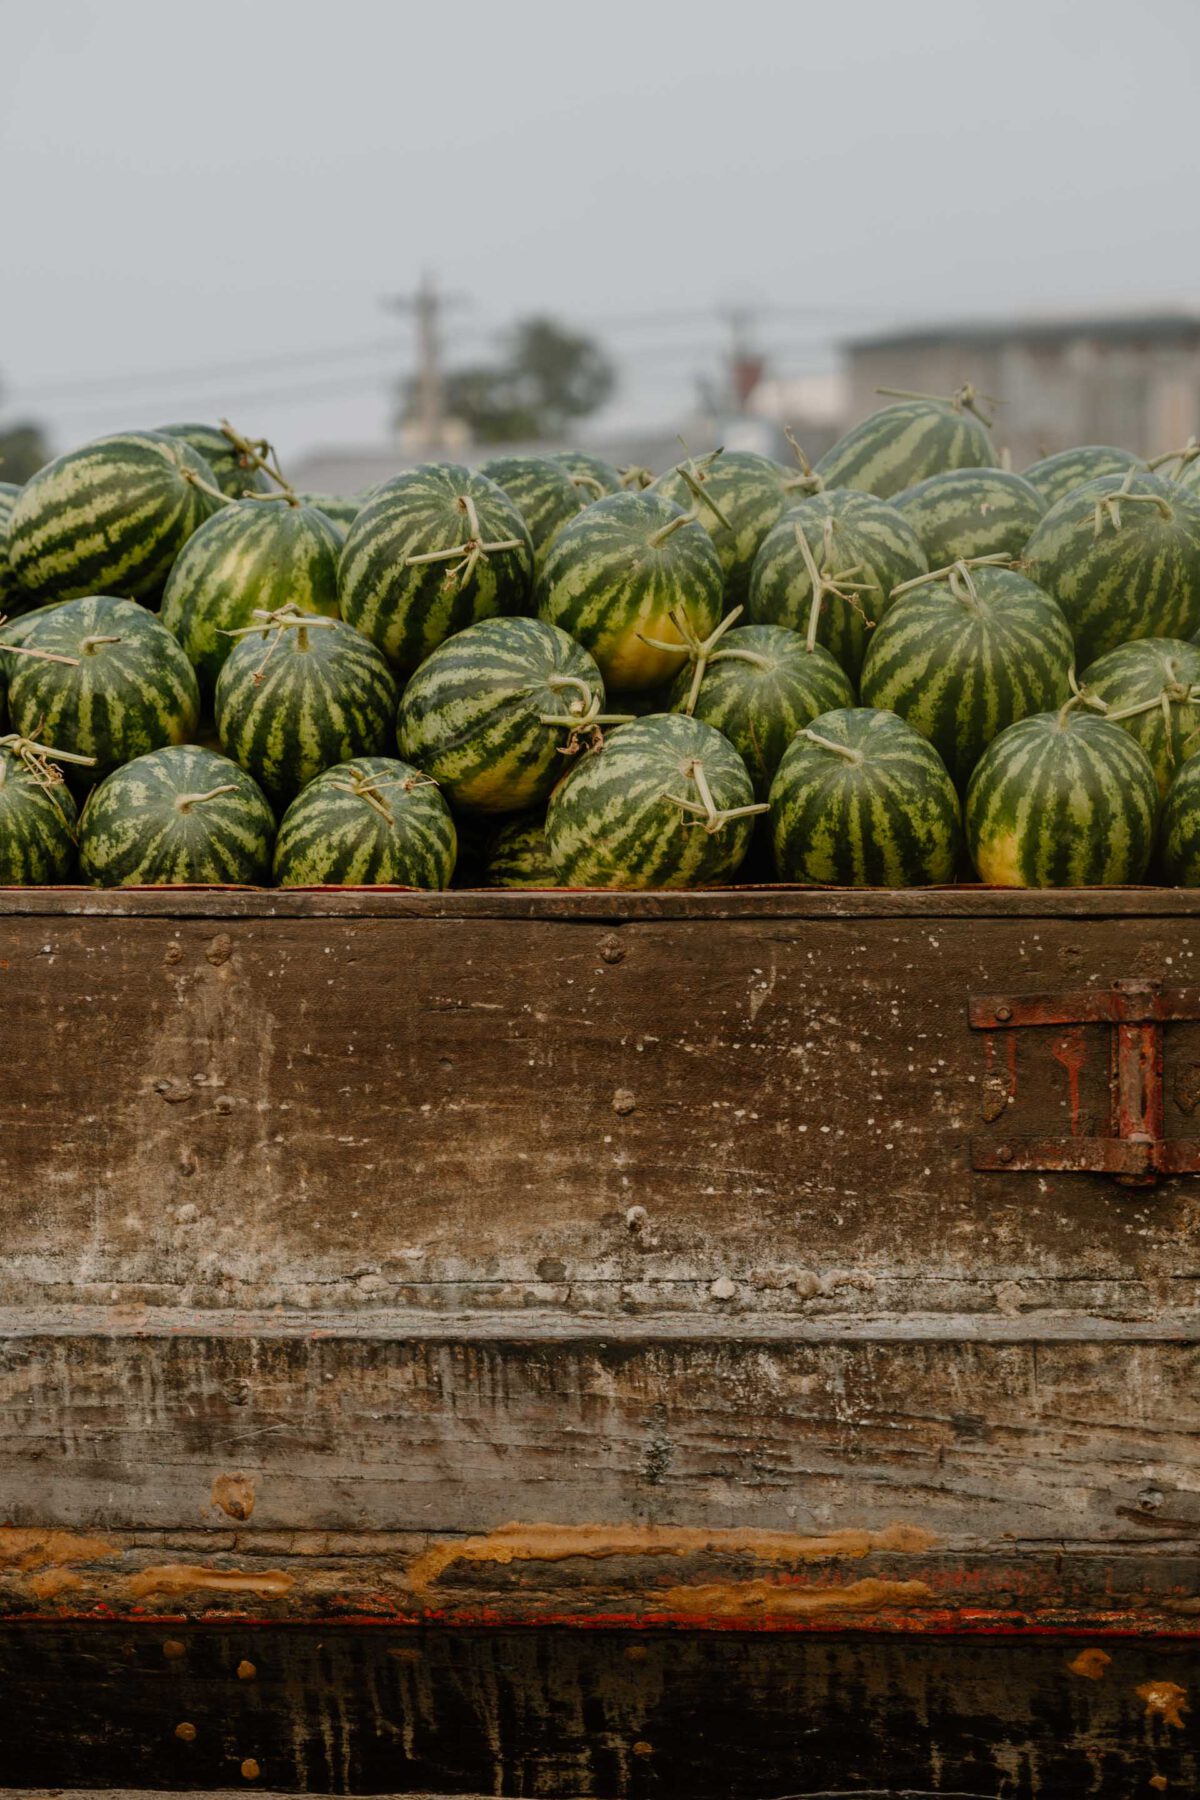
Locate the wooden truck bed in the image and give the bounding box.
[0,887,1197,1795]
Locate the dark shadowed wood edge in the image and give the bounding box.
[1,884,1200,920]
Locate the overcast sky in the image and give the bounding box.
[4,0,1200,460]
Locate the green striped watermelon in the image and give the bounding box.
[396,616,607,814]
[0,736,80,882]
[0,481,21,617]
[1160,753,1200,884]
[668,619,855,799]
[891,468,1045,564]
[7,431,224,607]
[814,389,996,499]
[296,492,368,530]
[482,812,557,887]
[79,745,275,886]
[274,756,456,887]
[858,563,1073,789]
[545,713,763,889]
[549,450,623,499]
[1079,637,1200,797]
[1022,471,1200,664]
[161,498,342,695]
[651,451,814,609]
[1022,445,1144,507]
[159,423,272,498]
[9,596,201,780]
[478,455,586,576]
[214,608,398,804]
[536,491,724,691]
[769,706,961,886]
[747,490,927,680]
[339,464,533,673]
[965,704,1158,886]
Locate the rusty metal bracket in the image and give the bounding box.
[969,979,1200,1186]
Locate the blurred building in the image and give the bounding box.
[843,313,1200,467]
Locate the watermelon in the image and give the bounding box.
[1022,471,1200,664]
[7,431,223,608]
[1160,753,1200,884]
[1079,637,1200,797]
[296,492,368,531]
[544,713,763,889]
[339,464,533,674]
[478,455,586,576]
[8,595,201,780]
[536,491,724,691]
[668,618,855,799]
[396,616,607,814]
[769,706,961,886]
[858,563,1073,789]
[965,704,1158,886]
[0,481,21,617]
[891,468,1045,564]
[0,736,80,883]
[549,450,623,499]
[651,450,813,609]
[1023,445,1144,507]
[159,423,272,498]
[161,498,342,695]
[214,608,398,805]
[79,745,275,886]
[482,813,558,888]
[747,490,927,680]
[273,756,456,888]
[814,388,996,499]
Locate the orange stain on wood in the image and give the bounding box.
[403,1521,937,1590]
[1052,1027,1088,1135]
[27,1567,83,1599]
[1068,1647,1111,1681]
[0,1527,118,1571]
[1137,1680,1189,1729]
[656,1576,936,1618]
[127,1565,295,1599]
[211,1473,256,1521]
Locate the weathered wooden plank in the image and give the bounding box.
[2,911,1200,1316]
[1,1626,1195,1796]
[1,884,1200,919]
[1,1329,1196,1628]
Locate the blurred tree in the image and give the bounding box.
[0,419,49,483]
[401,316,615,444]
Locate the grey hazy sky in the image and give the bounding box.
[4,0,1200,458]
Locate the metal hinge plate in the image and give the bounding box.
[969,979,1200,1186]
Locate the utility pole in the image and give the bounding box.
[383,273,466,450]
[718,303,765,411]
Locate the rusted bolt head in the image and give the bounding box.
[613,1088,636,1116]
[996,1005,1012,1023]
[240,1758,261,1781]
[1137,1485,1165,1513]
[163,1638,186,1659]
[237,1659,257,1681]
[996,1144,1014,1164]
[599,933,625,964]
[174,1721,197,1743]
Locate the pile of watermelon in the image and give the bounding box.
[6,398,1200,890]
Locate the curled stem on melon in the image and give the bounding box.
[0,732,92,830]
[406,497,524,593]
[802,726,865,765]
[1091,466,1173,536]
[641,605,751,716]
[890,552,1014,603]
[539,676,634,752]
[175,783,238,814]
[781,426,824,496]
[793,521,875,654]
[569,472,608,500]
[219,418,298,500]
[664,757,769,835]
[181,466,238,509]
[222,604,337,677]
[619,465,654,491]
[328,766,438,826]
[876,382,995,427]
[670,452,734,534]
[1149,436,1200,479]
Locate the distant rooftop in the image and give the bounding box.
[845,312,1200,353]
